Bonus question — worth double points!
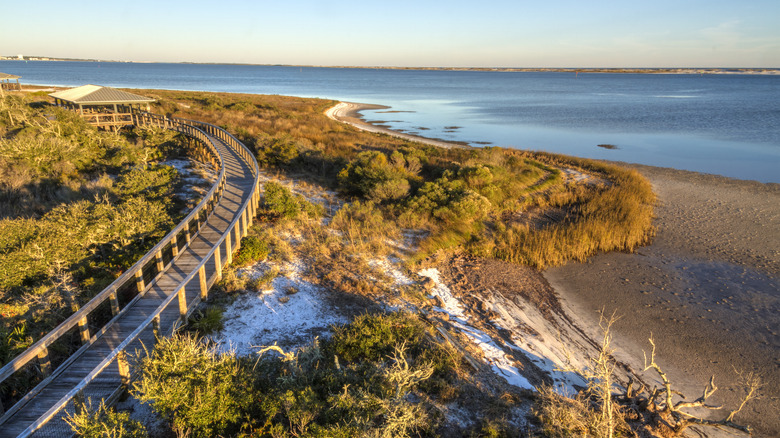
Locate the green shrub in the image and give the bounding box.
[0,323,33,367]
[125,311,463,437]
[337,151,413,202]
[65,399,147,438]
[403,176,492,229]
[133,334,251,438]
[262,181,323,220]
[255,134,300,166]
[188,307,224,335]
[215,266,248,293]
[233,235,269,267]
[249,314,444,437]
[113,164,178,200]
[328,312,428,362]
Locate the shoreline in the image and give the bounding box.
[327,101,780,186]
[327,101,780,436]
[325,102,469,149]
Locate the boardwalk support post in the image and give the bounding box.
[155,250,164,274]
[243,208,249,237]
[37,348,52,377]
[177,287,187,320]
[78,317,90,344]
[135,270,145,293]
[109,292,120,316]
[171,235,179,257]
[214,246,222,281]
[199,265,208,300]
[225,229,232,264]
[153,315,160,339]
[117,351,130,388]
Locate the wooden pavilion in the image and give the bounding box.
[0,72,21,91]
[49,85,155,130]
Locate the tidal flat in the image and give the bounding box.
[544,164,780,437]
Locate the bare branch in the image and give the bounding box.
[675,376,722,411]
[726,370,762,423]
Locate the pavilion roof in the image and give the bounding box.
[0,73,21,80]
[49,85,155,105]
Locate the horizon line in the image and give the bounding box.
[1,57,778,71]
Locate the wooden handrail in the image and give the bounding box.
[15,118,260,437]
[0,114,233,423]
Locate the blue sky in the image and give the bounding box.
[3,0,778,67]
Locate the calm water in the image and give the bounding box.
[3,61,779,182]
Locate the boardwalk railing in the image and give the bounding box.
[81,112,134,128]
[0,112,260,436]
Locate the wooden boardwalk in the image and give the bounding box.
[0,124,258,437]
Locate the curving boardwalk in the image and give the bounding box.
[0,118,259,437]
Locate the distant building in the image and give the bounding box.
[0,73,21,91]
[17,54,23,60]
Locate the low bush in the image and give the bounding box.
[262,181,324,220]
[247,266,279,291]
[214,266,248,294]
[533,385,603,437]
[255,134,300,167]
[188,306,224,336]
[329,311,428,362]
[133,334,252,438]
[337,150,417,202]
[405,175,492,228]
[65,400,148,438]
[233,235,269,267]
[127,312,466,437]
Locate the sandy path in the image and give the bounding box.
[326,102,780,436]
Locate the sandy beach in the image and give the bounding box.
[328,102,780,437]
[325,102,464,149]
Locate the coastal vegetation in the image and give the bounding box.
[4,89,705,437]
[145,89,655,269]
[123,312,473,438]
[0,93,199,367]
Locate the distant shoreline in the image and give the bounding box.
[2,58,778,75]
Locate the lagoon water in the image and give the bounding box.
[3,61,779,182]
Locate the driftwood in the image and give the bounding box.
[635,336,761,435]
